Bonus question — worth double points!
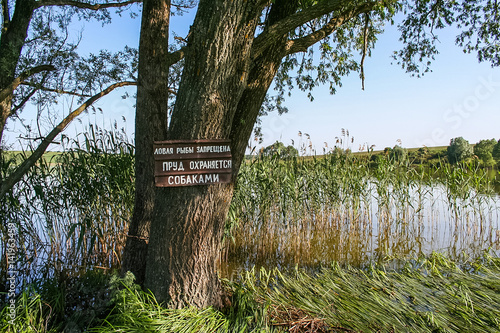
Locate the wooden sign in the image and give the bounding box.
[153,139,232,187]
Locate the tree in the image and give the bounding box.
[447,137,473,164]
[389,145,407,162]
[0,0,141,197]
[261,141,298,159]
[129,0,390,308]
[493,139,500,164]
[120,0,179,287]
[473,138,496,166]
[121,0,500,309]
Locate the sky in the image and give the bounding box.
[258,24,500,152]
[5,4,500,153]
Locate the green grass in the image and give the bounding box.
[259,252,500,332]
[2,253,499,332]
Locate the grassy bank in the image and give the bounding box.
[1,252,499,332]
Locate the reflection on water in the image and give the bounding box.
[219,183,500,279]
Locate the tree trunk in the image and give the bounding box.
[146,184,234,308]
[121,0,171,286]
[0,0,35,303]
[132,0,368,308]
[0,0,35,145]
[144,0,261,308]
[231,0,300,171]
[141,0,305,308]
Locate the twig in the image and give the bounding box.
[35,0,141,10]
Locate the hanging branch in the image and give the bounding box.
[360,13,370,90]
[35,0,141,10]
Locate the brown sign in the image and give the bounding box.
[153,139,232,187]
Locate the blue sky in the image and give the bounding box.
[6,5,500,152]
[259,22,500,152]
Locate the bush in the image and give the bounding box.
[389,145,407,162]
[492,139,500,163]
[474,138,497,166]
[447,137,473,164]
[261,141,298,159]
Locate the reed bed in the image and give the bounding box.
[3,135,497,284]
[2,132,499,288]
[221,151,500,278]
[0,124,134,286]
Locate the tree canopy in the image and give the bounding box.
[473,138,497,166]
[493,139,500,163]
[261,141,299,159]
[0,0,143,196]
[447,136,473,164]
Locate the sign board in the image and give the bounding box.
[153,139,232,187]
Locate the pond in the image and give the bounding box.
[219,178,500,279]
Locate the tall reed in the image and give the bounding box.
[0,123,134,288]
[2,128,499,298]
[221,148,500,278]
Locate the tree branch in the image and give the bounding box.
[0,80,136,198]
[284,3,372,55]
[10,88,37,116]
[1,0,9,31]
[21,82,92,97]
[285,15,348,55]
[165,46,186,67]
[171,2,196,10]
[252,0,379,59]
[0,65,56,104]
[35,0,142,10]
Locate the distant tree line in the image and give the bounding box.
[448,137,500,166]
[375,137,500,167]
[261,136,500,167]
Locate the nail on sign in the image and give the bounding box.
[153,139,232,187]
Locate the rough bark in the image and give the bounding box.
[144,0,261,308]
[121,0,171,286]
[231,0,300,172]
